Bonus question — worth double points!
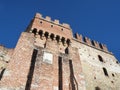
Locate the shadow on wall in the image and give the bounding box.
[58,56,78,90]
[25,49,38,90]
[0,68,6,80]
[58,56,63,90]
[69,60,78,90]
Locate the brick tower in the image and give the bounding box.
[0,13,120,90]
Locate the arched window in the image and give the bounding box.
[66,39,70,46]
[38,30,43,37]
[44,32,49,39]
[50,33,55,40]
[56,35,60,43]
[103,67,109,76]
[32,28,37,35]
[98,55,104,62]
[61,37,65,45]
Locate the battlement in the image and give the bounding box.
[75,33,109,53]
[26,13,73,43]
[26,13,112,54]
[34,13,71,29]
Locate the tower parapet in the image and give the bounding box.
[26,13,73,46]
[34,13,71,29]
[75,33,109,53]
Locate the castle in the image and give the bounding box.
[0,13,120,90]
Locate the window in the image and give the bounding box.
[44,32,49,39]
[50,33,55,40]
[38,30,43,37]
[116,61,119,64]
[32,28,37,35]
[40,21,42,24]
[56,35,60,43]
[61,37,65,45]
[66,39,70,46]
[65,47,69,54]
[112,73,115,77]
[51,25,53,27]
[111,81,114,83]
[61,28,63,31]
[103,67,109,76]
[43,52,53,64]
[98,55,104,62]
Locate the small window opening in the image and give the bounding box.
[103,67,109,76]
[99,43,103,49]
[51,25,53,27]
[56,35,60,43]
[50,33,54,40]
[65,47,69,54]
[98,55,104,62]
[6,61,9,63]
[112,73,115,77]
[44,32,49,39]
[116,61,119,64]
[38,30,43,37]
[61,28,63,31]
[95,86,101,90]
[40,21,42,24]
[91,40,95,46]
[111,81,114,83]
[66,39,70,46]
[61,37,65,45]
[32,28,37,35]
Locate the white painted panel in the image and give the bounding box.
[43,52,53,64]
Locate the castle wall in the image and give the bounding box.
[0,12,120,90]
[72,38,120,90]
[28,32,86,90]
[0,46,13,82]
[0,32,35,89]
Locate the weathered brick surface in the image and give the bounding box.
[0,13,120,90]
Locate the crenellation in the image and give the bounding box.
[94,41,101,49]
[33,13,71,30]
[75,33,83,42]
[75,33,109,53]
[102,44,108,52]
[45,16,51,21]
[54,19,59,24]
[84,37,91,45]
[62,23,71,29]
[35,13,42,19]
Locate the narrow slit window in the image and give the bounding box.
[98,55,104,62]
[103,67,109,76]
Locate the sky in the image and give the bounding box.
[0,0,120,61]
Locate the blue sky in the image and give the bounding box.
[0,0,120,61]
